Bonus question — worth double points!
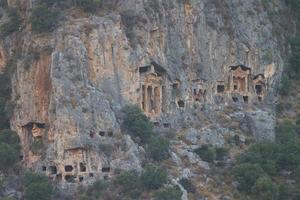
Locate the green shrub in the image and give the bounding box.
[40,0,59,6]
[237,141,279,175]
[252,176,279,200]
[85,180,108,200]
[0,8,21,38]
[0,129,20,171]
[73,0,102,13]
[0,0,8,7]
[141,165,168,190]
[154,186,182,200]
[276,120,297,144]
[23,172,53,200]
[277,140,300,170]
[115,170,142,198]
[178,178,195,193]
[147,136,169,161]
[0,129,20,148]
[30,138,44,154]
[215,147,229,161]
[0,143,19,171]
[0,80,12,128]
[121,105,153,143]
[278,75,292,95]
[295,165,300,181]
[30,5,60,33]
[232,163,265,192]
[194,144,216,163]
[289,51,300,75]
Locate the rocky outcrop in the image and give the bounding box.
[1,0,292,187]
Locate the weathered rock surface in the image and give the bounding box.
[0,0,292,188]
[246,110,276,141]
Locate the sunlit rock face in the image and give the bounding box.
[5,0,292,186]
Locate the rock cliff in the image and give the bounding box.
[0,0,294,189]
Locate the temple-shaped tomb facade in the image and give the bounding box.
[138,63,168,117]
[191,79,207,103]
[253,74,266,102]
[229,65,251,95]
[215,65,267,104]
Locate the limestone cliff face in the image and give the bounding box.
[1,0,293,186]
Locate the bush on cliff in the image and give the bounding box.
[0,8,21,38]
[252,176,279,200]
[0,129,20,171]
[147,136,169,161]
[232,119,300,199]
[154,186,182,200]
[73,0,102,13]
[115,170,143,198]
[194,144,216,163]
[141,165,168,190]
[23,172,53,200]
[30,4,60,33]
[121,105,153,143]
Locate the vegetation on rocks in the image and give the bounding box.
[232,120,300,199]
[121,105,153,144]
[0,129,20,171]
[78,166,172,200]
[121,105,170,161]
[0,8,21,38]
[141,165,168,190]
[30,4,60,33]
[154,186,182,200]
[147,136,170,161]
[23,172,53,200]
[73,0,102,13]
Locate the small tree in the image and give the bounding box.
[121,105,153,143]
[194,144,216,163]
[154,186,182,200]
[147,136,169,161]
[115,170,142,198]
[252,176,279,200]
[0,143,19,171]
[23,172,53,200]
[30,4,60,33]
[178,178,195,193]
[232,163,265,192]
[0,8,21,38]
[73,0,102,13]
[236,141,279,175]
[0,129,20,171]
[141,165,168,190]
[276,120,297,144]
[85,179,108,200]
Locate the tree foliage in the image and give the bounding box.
[73,0,102,13]
[154,186,182,200]
[23,172,53,200]
[147,136,169,161]
[140,165,168,190]
[121,105,153,143]
[30,4,60,33]
[232,120,300,199]
[0,8,21,38]
[0,129,20,171]
[194,144,216,163]
[115,170,143,198]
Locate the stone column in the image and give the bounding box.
[154,86,161,114]
[245,75,249,93]
[147,86,152,113]
[151,86,155,114]
[142,85,146,111]
[144,85,148,113]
